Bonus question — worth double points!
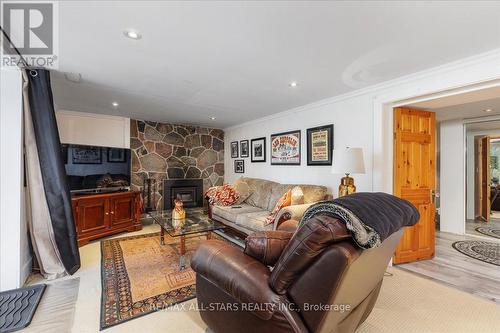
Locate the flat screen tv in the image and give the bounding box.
[62,144,131,194]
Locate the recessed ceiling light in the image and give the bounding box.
[209,116,216,120]
[289,81,298,88]
[484,108,493,113]
[124,29,141,40]
[112,102,119,108]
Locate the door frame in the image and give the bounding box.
[372,79,500,237]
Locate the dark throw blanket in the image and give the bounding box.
[300,192,420,249]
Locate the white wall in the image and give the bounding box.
[0,68,31,290]
[440,120,466,234]
[56,110,130,148]
[224,49,500,235]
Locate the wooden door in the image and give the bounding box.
[75,197,109,235]
[393,107,436,264]
[109,195,135,228]
[476,136,491,222]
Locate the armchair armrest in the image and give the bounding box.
[191,240,281,320]
[273,203,314,230]
[244,231,293,266]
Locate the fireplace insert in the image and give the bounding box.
[163,179,203,209]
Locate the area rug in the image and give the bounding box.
[100,232,217,329]
[475,226,500,239]
[452,240,500,266]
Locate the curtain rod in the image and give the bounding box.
[0,25,30,69]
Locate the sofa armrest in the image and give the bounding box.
[245,231,293,266]
[273,203,314,230]
[191,240,282,320]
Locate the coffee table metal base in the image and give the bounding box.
[160,231,212,271]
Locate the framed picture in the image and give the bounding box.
[240,140,249,158]
[235,159,245,173]
[108,148,126,163]
[307,124,334,166]
[271,130,301,165]
[231,141,239,158]
[72,146,102,164]
[251,137,266,162]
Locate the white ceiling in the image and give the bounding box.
[51,1,500,127]
[406,86,500,121]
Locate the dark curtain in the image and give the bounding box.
[25,69,80,274]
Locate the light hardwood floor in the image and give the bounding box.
[397,231,500,304]
[466,217,500,239]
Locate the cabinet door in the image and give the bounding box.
[75,197,108,234]
[110,195,134,228]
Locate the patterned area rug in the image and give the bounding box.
[100,232,217,329]
[475,226,500,239]
[452,240,500,266]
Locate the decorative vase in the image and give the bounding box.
[172,198,186,227]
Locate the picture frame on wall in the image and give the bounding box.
[240,140,249,158]
[72,146,102,164]
[270,130,301,165]
[234,159,245,173]
[108,148,126,163]
[231,141,239,158]
[251,137,266,162]
[307,124,334,166]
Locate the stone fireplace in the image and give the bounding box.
[130,119,224,210]
[163,179,203,209]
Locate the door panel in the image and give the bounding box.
[393,108,436,264]
[110,196,134,228]
[480,136,491,221]
[76,198,108,234]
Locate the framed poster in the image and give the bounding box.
[234,160,245,173]
[230,141,239,158]
[72,146,102,164]
[271,130,301,165]
[251,137,266,162]
[108,148,126,163]
[307,124,334,165]
[240,140,249,158]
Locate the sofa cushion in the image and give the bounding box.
[267,184,293,211]
[236,211,274,232]
[300,185,327,204]
[234,178,252,204]
[291,186,304,205]
[212,204,263,222]
[241,177,278,210]
[265,190,292,225]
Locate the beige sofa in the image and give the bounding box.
[208,177,329,236]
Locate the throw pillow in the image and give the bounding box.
[265,190,292,226]
[206,184,239,206]
[234,179,252,204]
[291,186,304,205]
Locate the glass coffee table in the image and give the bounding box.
[148,208,226,270]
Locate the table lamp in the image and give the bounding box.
[332,147,365,197]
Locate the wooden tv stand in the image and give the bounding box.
[71,191,142,246]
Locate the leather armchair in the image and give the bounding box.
[191,214,404,333]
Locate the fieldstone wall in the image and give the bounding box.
[130,119,224,209]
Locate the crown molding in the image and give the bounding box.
[224,48,500,131]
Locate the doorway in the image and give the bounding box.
[465,121,500,240]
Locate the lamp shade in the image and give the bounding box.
[332,147,365,175]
